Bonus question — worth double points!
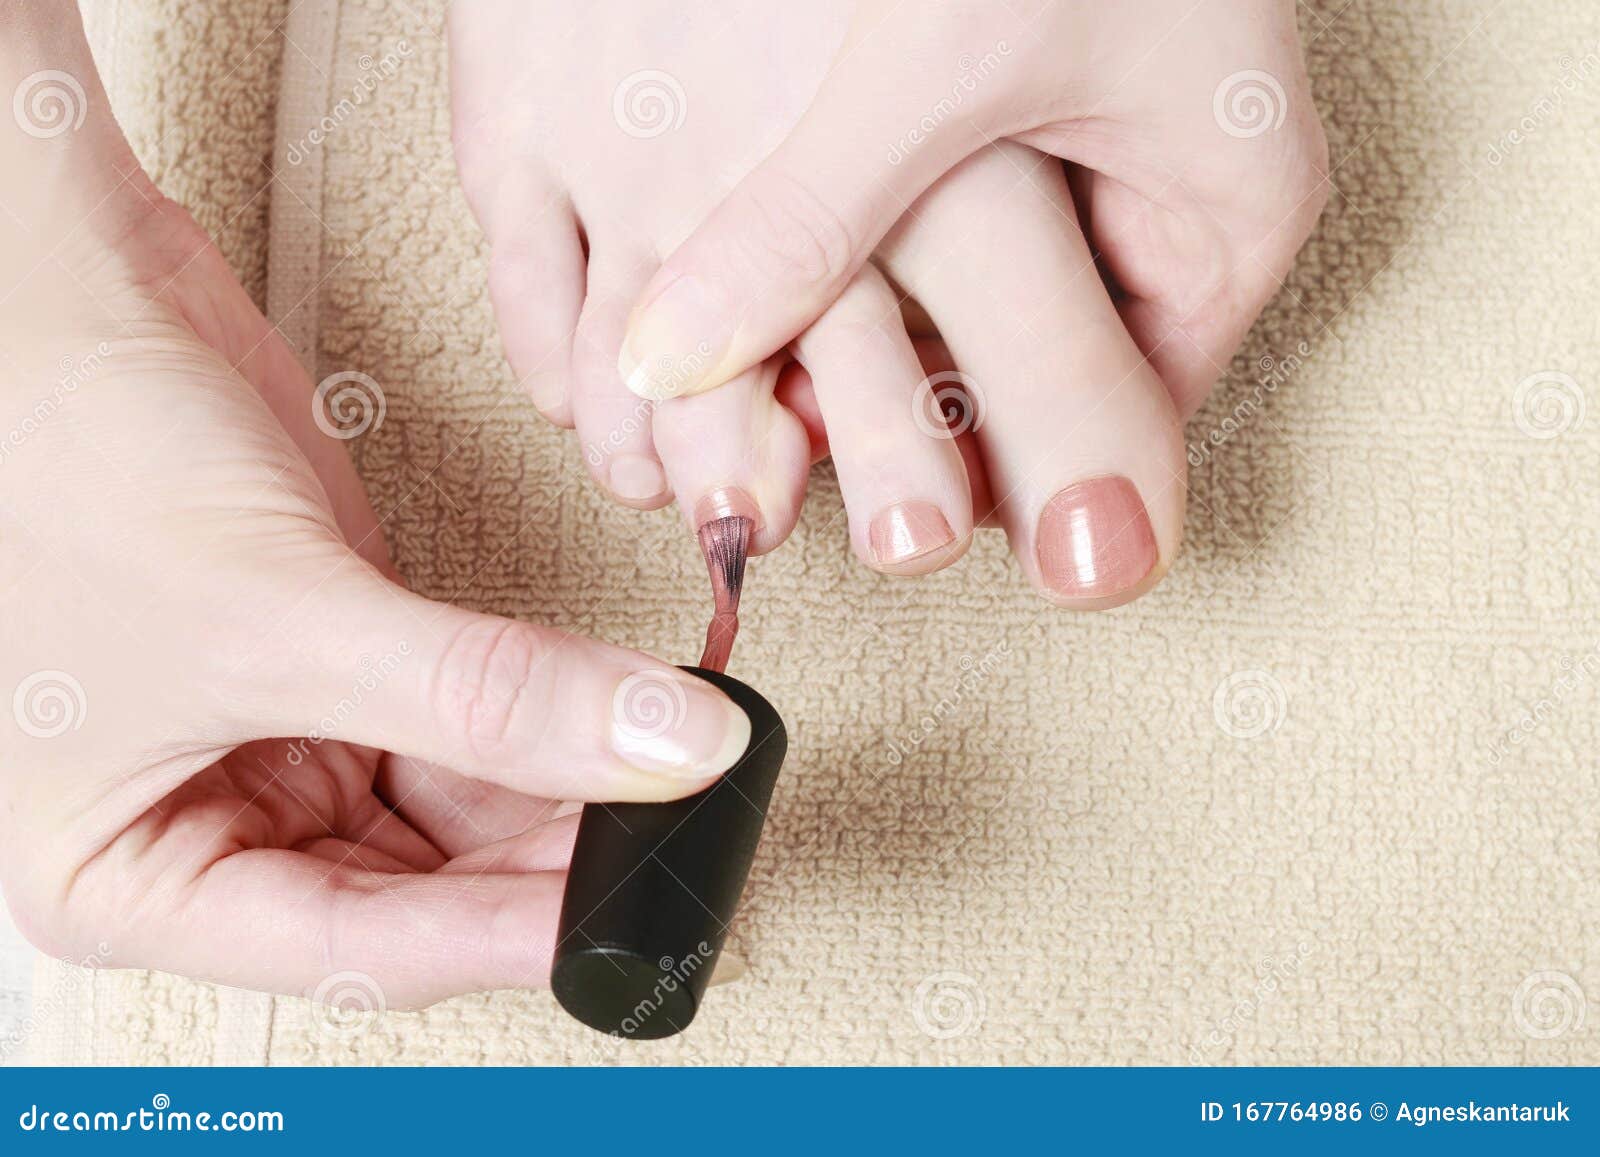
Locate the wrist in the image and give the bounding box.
[1,2,161,257]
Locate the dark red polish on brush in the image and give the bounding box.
[696,514,749,674]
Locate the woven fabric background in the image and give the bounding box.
[27,0,1600,1064]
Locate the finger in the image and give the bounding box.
[616,16,1008,402]
[264,560,751,802]
[792,267,971,574]
[883,145,1185,609]
[375,753,564,858]
[166,849,567,1006]
[434,813,580,876]
[571,249,671,507]
[651,361,810,557]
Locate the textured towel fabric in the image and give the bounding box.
[27,0,1600,1064]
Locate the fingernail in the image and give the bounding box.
[619,275,732,400]
[868,500,955,569]
[610,670,750,778]
[693,486,762,531]
[1036,475,1158,599]
[608,453,668,503]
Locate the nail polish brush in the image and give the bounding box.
[551,514,788,1038]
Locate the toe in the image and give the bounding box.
[570,248,673,509]
[883,145,1186,609]
[651,361,810,557]
[792,267,972,575]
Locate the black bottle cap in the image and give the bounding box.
[551,666,787,1039]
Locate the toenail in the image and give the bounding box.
[868,501,955,569]
[1036,475,1157,600]
[608,454,668,502]
[693,486,763,531]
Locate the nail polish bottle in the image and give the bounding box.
[551,666,787,1039]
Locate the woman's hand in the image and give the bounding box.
[0,12,748,1006]
[618,0,1329,419]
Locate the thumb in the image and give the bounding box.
[266,562,751,803]
[619,16,1011,401]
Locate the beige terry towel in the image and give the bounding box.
[28,0,1600,1064]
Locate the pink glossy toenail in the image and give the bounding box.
[1036,475,1157,599]
[868,501,955,568]
[693,486,762,531]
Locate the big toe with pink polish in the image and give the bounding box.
[1036,475,1158,601]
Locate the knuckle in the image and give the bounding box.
[732,173,856,291]
[431,619,556,758]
